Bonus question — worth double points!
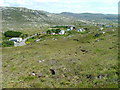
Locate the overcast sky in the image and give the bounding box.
[0,0,119,14]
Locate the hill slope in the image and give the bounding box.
[1,7,118,32]
[1,7,75,32]
[60,12,118,23]
[2,27,118,88]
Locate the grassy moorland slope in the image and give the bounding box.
[2,27,118,88]
[1,7,118,88]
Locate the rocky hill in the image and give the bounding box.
[1,7,117,32]
[60,12,118,23]
[1,7,75,31]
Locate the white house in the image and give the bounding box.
[102,32,106,34]
[70,26,73,30]
[59,30,65,35]
[51,33,56,35]
[67,29,71,31]
[77,28,85,32]
[100,27,104,30]
[9,37,22,43]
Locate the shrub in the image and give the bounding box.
[46,29,61,34]
[55,29,61,34]
[67,30,78,35]
[2,41,14,47]
[46,30,52,34]
[20,34,28,39]
[4,31,22,37]
[51,26,68,28]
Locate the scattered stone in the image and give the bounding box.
[31,71,37,76]
[109,47,113,49]
[52,38,57,40]
[95,34,101,37]
[38,60,45,63]
[95,39,100,42]
[99,38,104,40]
[50,69,55,75]
[81,49,88,53]
[10,58,14,60]
[75,52,77,54]
[96,74,107,79]
[37,73,45,78]
[112,29,115,31]
[87,41,90,43]
[44,44,49,45]
[86,74,93,79]
[112,41,116,43]
[115,72,119,75]
[112,34,117,37]
[73,39,79,41]
[38,60,42,63]
[36,39,40,42]
[102,32,105,34]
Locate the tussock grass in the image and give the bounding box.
[2,27,118,88]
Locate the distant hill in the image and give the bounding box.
[1,7,75,31]
[60,12,118,23]
[1,7,117,32]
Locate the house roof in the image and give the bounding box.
[10,37,22,39]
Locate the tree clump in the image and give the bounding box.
[4,31,22,37]
[2,41,14,47]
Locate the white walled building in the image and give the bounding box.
[59,30,65,35]
[77,28,85,32]
[9,37,22,43]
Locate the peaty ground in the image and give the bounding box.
[2,28,118,88]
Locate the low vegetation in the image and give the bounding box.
[46,29,61,34]
[2,26,118,88]
[4,31,22,37]
[51,26,69,29]
[2,40,14,47]
[1,7,118,88]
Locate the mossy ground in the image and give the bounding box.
[2,27,118,88]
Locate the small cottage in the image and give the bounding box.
[100,27,104,30]
[9,37,22,43]
[51,33,56,35]
[77,28,85,32]
[70,26,75,30]
[67,29,71,31]
[59,30,65,35]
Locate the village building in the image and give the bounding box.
[67,29,71,31]
[70,26,75,30]
[105,25,113,28]
[77,28,85,32]
[59,30,65,35]
[51,33,56,35]
[100,27,104,30]
[9,37,22,43]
